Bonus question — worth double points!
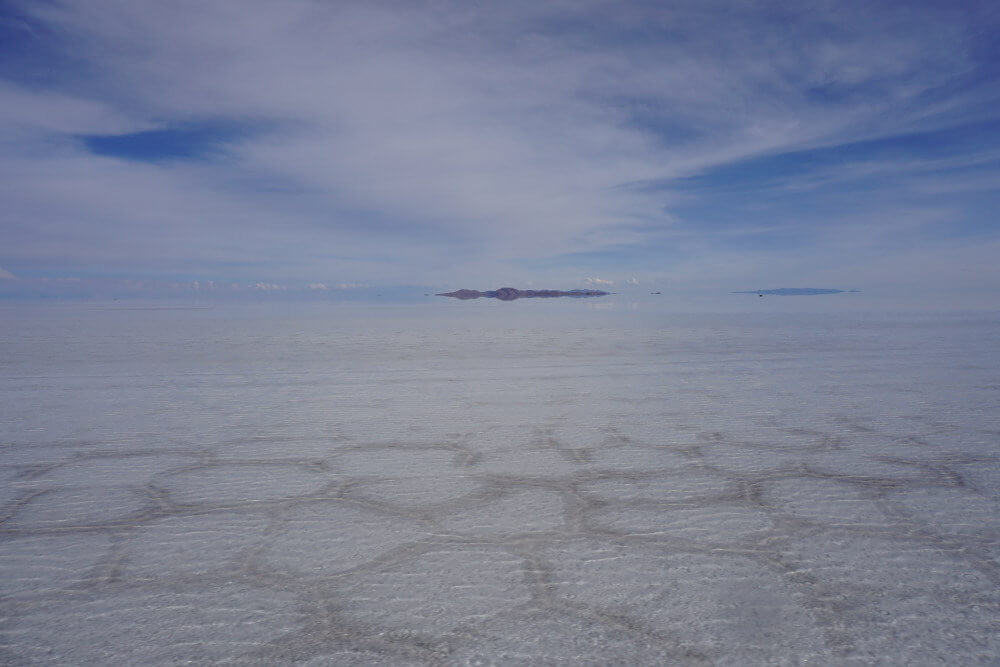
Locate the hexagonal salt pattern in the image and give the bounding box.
[36,453,196,486]
[0,533,113,597]
[583,445,694,473]
[334,447,482,506]
[6,486,152,529]
[3,306,999,664]
[339,546,533,636]
[257,501,431,577]
[586,504,775,545]
[775,532,1000,663]
[474,448,584,477]
[0,586,306,664]
[437,488,567,536]
[539,539,831,665]
[345,476,482,507]
[334,448,459,478]
[444,607,703,665]
[694,442,808,475]
[0,466,33,507]
[576,469,733,503]
[120,510,273,579]
[760,476,895,527]
[889,487,1000,537]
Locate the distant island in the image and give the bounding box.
[733,288,859,296]
[437,287,610,301]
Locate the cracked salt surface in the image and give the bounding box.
[1,303,999,664]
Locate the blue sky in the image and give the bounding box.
[1,0,999,304]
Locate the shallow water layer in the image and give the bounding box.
[1,302,999,664]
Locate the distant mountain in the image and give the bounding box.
[437,287,609,301]
[733,288,859,296]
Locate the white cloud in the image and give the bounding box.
[308,283,328,290]
[0,81,145,136]
[0,1,996,303]
[585,277,614,286]
[0,267,16,280]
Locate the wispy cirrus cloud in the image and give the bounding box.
[0,0,998,302]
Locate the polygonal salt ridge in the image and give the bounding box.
[254,500,435,579]
[329,444,484,509]
[953,460,1000,499]
[520,425,594,464]
[239,621,443,667]
[434,487,570,537]
[724,430,846,453]
[154,461,335,507]
[0,584,307,665]
[32,452,200,487]
[584,503,776,549]
[534,538,830,665]
[524,421,654,449]
[0,444,83,468]
[801,452,943,485]
[118,510,275,581]
[770,532,1000,663]
[755,476,900,530]
[578,444,696,473]
[600,419,705,450]
[441,604,709,666]
[849,433,973,463]
[692,442,811,476]
[885,487,1000,539]
[0,532,115,597]
[3,486,156,530]
[0,466,40,507]
[573,468,739,505]
[471,447,586,479]
[339,475,485,510]
[736,415,853,449]
[465,424,545,448]
[335,546,534,638]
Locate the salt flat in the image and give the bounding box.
[1,301,998,664]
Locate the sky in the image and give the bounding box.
[1,0,999,305]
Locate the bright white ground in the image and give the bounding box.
[1,302,998,664]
